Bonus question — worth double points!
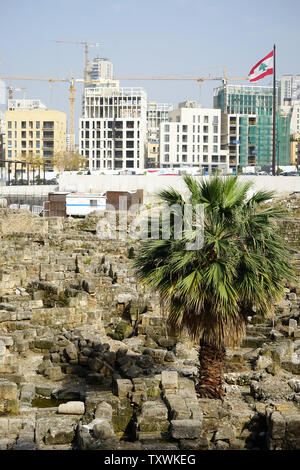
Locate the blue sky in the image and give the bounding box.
[1,0,300,140]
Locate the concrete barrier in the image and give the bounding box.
[58,175,300,203]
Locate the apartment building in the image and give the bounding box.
[87,57,114,82]
[214,84,290,170]
[80,79,147,171]
[159,101,228,173]
[290,133,300,166]
[146,140,160,168]
[280,75,300,106]
[0,111,5,163]
[5,100,66,168]
[146,101,173,167]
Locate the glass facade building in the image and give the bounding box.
[214,85,290,169]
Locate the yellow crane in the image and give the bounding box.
[54,40,100,82]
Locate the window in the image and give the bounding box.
[7,131,12,138]
[204,116,209,123]
[7,121,12,129]
[213,145,218,153]
[212,155,219,162]
[36,131,40,138]
[213,136,218,143]
[165,154,169,162]
[213,126,218,133]
[203,126,208,133]
[164,134,169,142]
[90,200,97,207]
[164,144,169,152]
[21,122,26,129]
[36,141,40,148]
[213,116,219,124]
[165,124,170,132]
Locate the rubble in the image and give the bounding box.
[0,207,299,450]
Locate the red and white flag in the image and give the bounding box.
[249,50,274,82]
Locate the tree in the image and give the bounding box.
[133,175,295,399]
[18,152,45,181]
[52,150,87,173]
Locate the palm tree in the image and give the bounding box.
[133,175,295,399]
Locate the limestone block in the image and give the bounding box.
[286,414,300,436]
[161,370,178,391]
[0,380,18,415]
[95,402,113,421]
[36,415,79,446]
[143,348,166,364]
[92,419,115,440]
[171,419,202,440]
[116,379,132,397]
[65,343,78,360]
[214,423,236,441]
[269,411,286,439]
[138,401,168,422]
[58,401,85,415]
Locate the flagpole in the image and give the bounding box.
[272,44,276,176]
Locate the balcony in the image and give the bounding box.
[43,141,54,149]
[43,132,54,140]
[43,123,54,130]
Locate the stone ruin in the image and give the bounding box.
[0,201,299,450]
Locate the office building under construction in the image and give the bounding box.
[214,84,290,170]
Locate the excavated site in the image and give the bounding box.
[0,193,300,451]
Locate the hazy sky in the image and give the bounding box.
[1,0,300,141]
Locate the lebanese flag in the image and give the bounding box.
[249,50,274,82]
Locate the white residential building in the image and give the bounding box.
[79,79,147,171]
[8,99,47,111]
[290,103,300,134]
[147,101,173,140]
[280,75,300,106]
[87,57,114,82]
[159,101,228,173]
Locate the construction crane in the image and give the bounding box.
[0,73,249,151]
[54,40,100,82]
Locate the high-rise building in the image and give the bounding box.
[80,79,147,171]
[147,101,173,138]
[290,103,300,134]
[159,101,228,173]
[87,57,114,82]
[280,75,300,106]
[214,84,290,170]
[5,100,66,168]
[146,101,173,167]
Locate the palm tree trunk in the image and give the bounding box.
[195,340,226,399]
